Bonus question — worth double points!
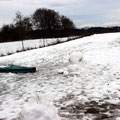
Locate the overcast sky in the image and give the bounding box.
[0,0,120,28]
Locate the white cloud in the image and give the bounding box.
[0,19,12,27]
[80,24,96,28]
[0,0,14,2]
[17,0,80,7]
[102,21,120,26]
[80,21,120,28]
[0,0,120,27]
[108,9,120,20]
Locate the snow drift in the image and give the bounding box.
[20,94,61,120]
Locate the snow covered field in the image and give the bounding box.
[0,37,70,56]
[0,33,120,120]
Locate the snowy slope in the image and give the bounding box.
[0,33,120,120]
[0,37,70,56]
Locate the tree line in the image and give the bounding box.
[0,8,75,42]
[0,8,120,43]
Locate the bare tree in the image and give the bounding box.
[14,11,24,27]
[32,8,61,30]
[61,15,76,29]
[14,11,32,31]
[14,11,25,50]
[22,17,33,31]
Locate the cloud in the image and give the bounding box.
[0,19,12,27]
[80,24,96,28]
[0,0,120,28]
[0,0,14,1]
[107,9,120,20]
[47,0,79,6]
[18,0,79,7]
[102,21,120,26]
[80,21,120,28]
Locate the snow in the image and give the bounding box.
[0,37,71,56]
[20,94,61,120]
[69,51,83,64]
[0,33,120,120]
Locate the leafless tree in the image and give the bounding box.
[32,8,61,30]
[61,15,76,29]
